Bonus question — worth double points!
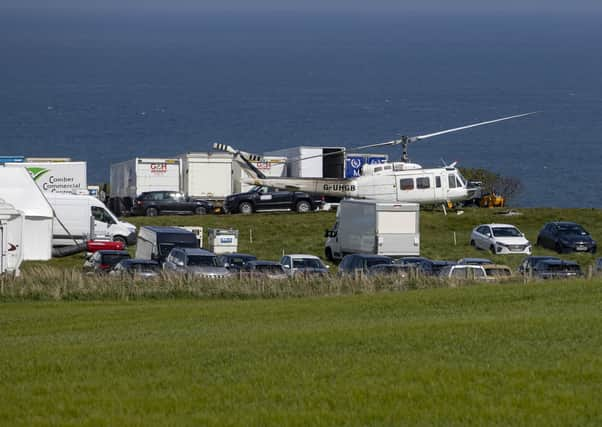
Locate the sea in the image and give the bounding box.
[1,8,601,207]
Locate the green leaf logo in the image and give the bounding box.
[26,167,50,181]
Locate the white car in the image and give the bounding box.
[280,254,329,277]
[470,223,532,255]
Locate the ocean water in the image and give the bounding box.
[1,9,601,207]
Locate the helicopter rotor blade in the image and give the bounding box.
[408,111,538,143]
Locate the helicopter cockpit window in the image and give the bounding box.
[374,166,383,173]
[416,177,430,189]
[400,178,414,190]
[448,175,457,189]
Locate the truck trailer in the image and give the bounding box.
[324,199,420,261]
[110,158,182,199]
[5,160,87,195]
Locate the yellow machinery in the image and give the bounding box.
[480,192,505,208]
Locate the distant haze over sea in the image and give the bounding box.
[1,7,601,207]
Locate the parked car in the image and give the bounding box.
[457,257,493,266]
[394,257,437,275]
[531,259,583,279]
[536,222,597,254]
[241,261,288,279]
[517,256,561,275]
[132,191,214,216]
[217,253,257,272]
[163,248,230,278]
[470,223,532,255]
[438,264,487,280]
[223,186,322,214]
[83,250,131,274]
[338,254,393,276]
[280,254,329,277]
[110,259,161,279]
[482,264,513,281]
[366,264,414,278]
[596,258,602,274]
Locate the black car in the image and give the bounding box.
[217,253,258,272]
[531,259,583,279]
[394,257,436,275]
[517,256,561,275]
[132,191,214,216]
[338,254,393,276]
[223,186,322,214]
[83,250,131,274]
[536,222,597,254]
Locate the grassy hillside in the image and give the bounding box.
[28,207,602,271]
[1,282,601,426]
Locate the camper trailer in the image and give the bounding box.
[0,200,24,275]
[46,193,137,247]
[324,199,420,261]
[6,160,87,194]
[110,158,182,199]
[0,168,53,261]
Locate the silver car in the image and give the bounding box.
[280,254,329,277]
[163,248,231,278]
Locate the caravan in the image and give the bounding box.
[0,200,24,275]
[0,168,53,261]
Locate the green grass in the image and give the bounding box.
[1,282,602,425]
[26,207,602,271]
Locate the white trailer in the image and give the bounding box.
[232,156,287,193]
[265,146,345,178]
[180,152,233,199]
[0,199,24,275]
[110,158,182,199]
[324,199,420,260]
[5,161,87,194]
[0,168,53,261]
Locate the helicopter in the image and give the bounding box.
[213,112,536,206]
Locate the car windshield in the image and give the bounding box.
[557,224,588,235]
[227,256,255,267]
[485,268,511,277]
[186,255,218,267]
[255,265,284,274]
[492,227,521,237]
[102,254,129,265]
[366,258,393,268]
[292,258,325,269]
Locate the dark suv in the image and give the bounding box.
[536,222,597,254]
[338,254,393,276]
[132,191,214,216]
[223,186,322,214]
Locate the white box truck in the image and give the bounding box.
[324,199,420,261]
[180,152,233,199]
[110,158,182,199]
[232,156,287,193]
[6,161,87,194]
[46,193,137,247]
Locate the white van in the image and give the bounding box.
[46,193,137,247]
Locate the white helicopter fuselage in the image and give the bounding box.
[246,161,473,204]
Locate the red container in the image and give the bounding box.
[86,240,124,253]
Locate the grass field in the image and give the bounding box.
[1,281,602,426]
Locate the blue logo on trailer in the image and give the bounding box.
[345,156,365,178]
[0,156,25,164]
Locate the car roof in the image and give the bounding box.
[477,223,518,228]
[458,258,492,263]
[482,264,512,269]
[285,254,321,259]
[97,250,130,255]
[248,260,282,266]
[119,259,159,265]
[453,264,485,269]
[398,257,431,262]
[536,259,579,266]
[547,221,579,226]
[142,225,194,234]
[221,253,256,258]
[175,248,215,255]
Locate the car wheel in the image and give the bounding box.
[555,242,564,254]
[536,237,541,247]
[113,236,127,248]
[296,200,311,213]
[239,201,253,215]
[194,206,207,215]
[470,239,476,248]
[490,244,496,254]
[146,207,159,217]
[325,247,334,262]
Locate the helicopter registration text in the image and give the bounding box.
[323,184,356,192]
